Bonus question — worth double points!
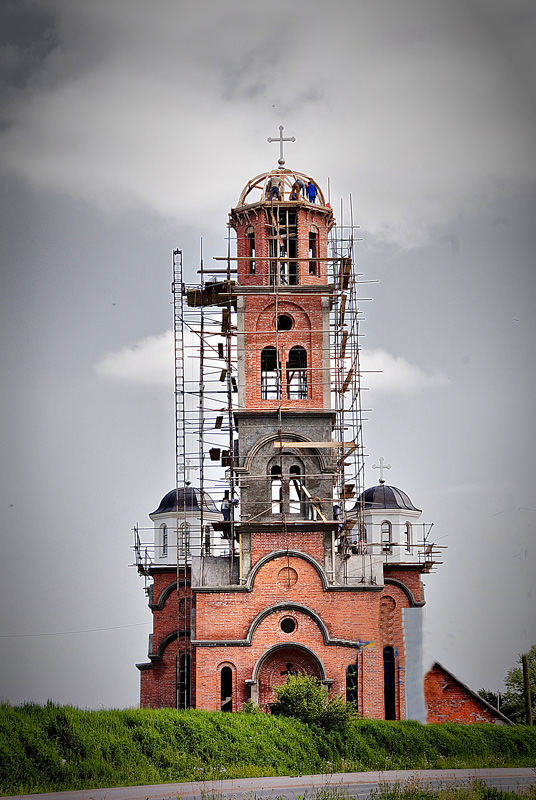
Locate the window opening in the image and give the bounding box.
[280,617,296,633]
[287,346,307,399]
[220,666,233,712]
[178,653,191,709]
[289,465,302,514]
[346,664,358,705]
[161,523,168,557]
[204,524,211,556]
[269,209,298,285]
[383,646,396,720]
[246,226,255,274]
[261,347,281,399]
[381,521,392,554]
[277,314,293,331]
[309,228,318,275]
[271,465,282,514]
[405,522,412,554]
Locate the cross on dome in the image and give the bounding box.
[180,458,198,486]
[372,456,392,484]
[267,125,296,167]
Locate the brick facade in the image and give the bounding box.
[425,662,511,725]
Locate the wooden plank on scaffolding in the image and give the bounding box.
[340,329,349,359]
[342,368,354,393]
[339,257,352,290]
[337,443,358,464]
[214,256,346,262]
[198,269,238,273]
[301,484,327,522]
[274,441,356,449]
[338,294,347,328]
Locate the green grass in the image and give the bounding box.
[369,784,536,800]
[0,702,535,796]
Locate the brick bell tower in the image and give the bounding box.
[135,129,438,719]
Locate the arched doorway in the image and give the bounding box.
[256,645,324,710]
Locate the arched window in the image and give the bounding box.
[381,521,392,554]
[179,653,191,709]
[261,347,281,399]
[289,465,301,514]
[271,465,282,514]
[286,346,307,399]
[160,523,168,557]
[221,666,233,712]
[405,522,412,554]
[383,646,396,720]
[246,226,255,274]
[346,663,358,705]
[309,226,318,275]
[269,209,297,285]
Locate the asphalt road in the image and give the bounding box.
[3,769,535,800]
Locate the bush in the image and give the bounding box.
[272,674,355,731]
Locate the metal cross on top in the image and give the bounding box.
[180,458,198,486]
[267,125,296,167]
[372,456,392,484]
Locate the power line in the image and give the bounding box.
[0,622,151,638]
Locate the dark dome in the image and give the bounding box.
[359,484,420,512]
[151,487,219,515]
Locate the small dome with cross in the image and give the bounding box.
[360,484,420,512]
[151,486,219,515]
[235,168,327,208]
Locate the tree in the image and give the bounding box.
[479,645,536,724]
[272,674,356,731]
[502,646,536,724]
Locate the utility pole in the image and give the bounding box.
[522,653,533,725]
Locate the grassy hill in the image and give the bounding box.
[1,702,535,796]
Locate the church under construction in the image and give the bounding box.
[133,130,472,722]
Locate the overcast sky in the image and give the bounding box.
[1,0,535,710]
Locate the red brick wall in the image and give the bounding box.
[242,294,326,411]
[384,569,424,603]
[249,531,324,567]
[139,568,195,709]
[424,663,504,724]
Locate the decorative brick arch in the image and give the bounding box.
[149,580,177,610]
[243,432,329,475]
[246,550,329,591]
[255,298,313,334]
[252,643,325,709]
[384,577,424,607]
[247,601,330,644]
